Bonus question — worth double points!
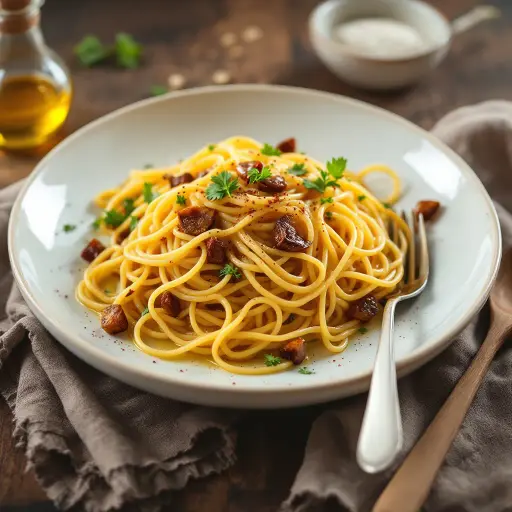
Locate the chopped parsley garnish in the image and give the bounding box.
[143,182,158,203]
[63,224,76,232]
[129,216,138,231]
[123,198,135,215]
[287,163,307,176]
[140,307,149,317]
[208,144,216,151]
[219,263,242,280]
[325,212,333,220]
[358,327,368,334]
[176,194,186,206]
[115,33,143,69]
[74,35,110,66]
[150,85,167,96]
[383,202,392,209]
[304,156,347,194]
[320,197,333,204]
[143,163,153,169]
[264,354,282,366]
[358,195,366,201]
[261,143,282,156]
[104,209,126,228]
[104,289,111,294]
[248,166,272,184]
[98,199,137,230]
[326,157,347,180]
[298,367,314,375]
[205,171,239,200]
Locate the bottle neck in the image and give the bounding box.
[0,0,41,35]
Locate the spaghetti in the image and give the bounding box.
[77,136,409,374]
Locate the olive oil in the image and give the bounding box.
[0,75,71,150]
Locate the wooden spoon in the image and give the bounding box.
[373,248,510,512]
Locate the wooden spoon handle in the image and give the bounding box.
[373,319,508,512]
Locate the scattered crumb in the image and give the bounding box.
[212,69,231,84]
[228,45,244,59]
[167,73,186,90]
[220,32,237,47]
[242,25,263,43]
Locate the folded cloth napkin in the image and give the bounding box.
[1,101,512,512]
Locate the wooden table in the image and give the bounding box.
[1,0,511,510]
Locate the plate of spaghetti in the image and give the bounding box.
[9,85,500,407]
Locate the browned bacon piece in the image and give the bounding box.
[276,137,296,153]
[259,175,287,194]
[178,206,215,235]
[206,237,228,264]
[273,215,311,252]
[101,304,128,334]
[81,238,106,263]
[347,295,379,322]
[160,291,181,317]
[280,337,306,365]
[414,200,440,221]
[169,172,194,188]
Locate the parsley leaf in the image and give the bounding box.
[325,212,333,220]
[74,35,111,66]
[219,263,242,280]
[264,354,282,366]
[304,170,338,193]
[287,163,307,176]
[261,143,282,156]
[104,209,126,228]
[176,194,186,206]
[208,144,216,151]
[358,195,366,201]
[92,218,102,229]
[298,367,314,375]
[143,182,158,203]
[248,166,272,184]
[63,224,76,232]
[123,198,135,215]
[129,216,138,231]
[304,157,347,193]
[150,85,167,96]
[383,202,392,209]
[206,171,239,201]
[140,307,149,317]
[358,327,368,334]
[320,197,333,204]
[326,157,347,179]
[115,33,143,69]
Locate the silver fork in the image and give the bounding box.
[356,211,429,473]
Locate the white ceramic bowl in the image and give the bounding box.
[9,85,500,408]
[309,0,452,90]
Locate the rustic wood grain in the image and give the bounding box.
[1,0,511,509]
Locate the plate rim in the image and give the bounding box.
[8,84,502,397]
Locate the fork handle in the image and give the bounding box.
[357,299,403,473]
[372,316,509,512]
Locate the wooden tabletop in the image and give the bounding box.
[1,0,512,510]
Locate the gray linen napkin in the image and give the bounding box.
[1,101,512,512]
[282,100,512,512]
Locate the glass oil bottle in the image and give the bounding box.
[0,0,72,150]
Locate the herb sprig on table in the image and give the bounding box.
[75,33,143,68]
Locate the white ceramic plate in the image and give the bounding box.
[9,85,501,408]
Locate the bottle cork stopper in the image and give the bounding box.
[0,0,31,11]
